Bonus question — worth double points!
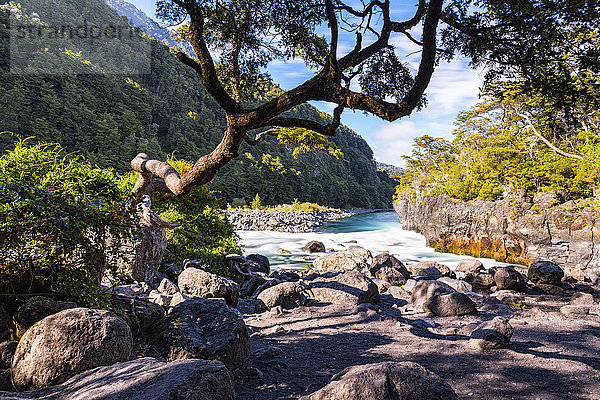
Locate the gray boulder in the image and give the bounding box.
[12,308,132,391]
[560,305,590,316]
[157,278,179,295]
[570,292,595,306]
[149,291,190,308]
[313,246,372,274]
[527,260,564,285]
[13,296,77,337]
[411,280,454,306]
[154,298,249,372]
[345,246,373,266]
[412,261,454,279]
[470,317,513,350]
[256,282,306,311]
[300,361,457,400]
[492,266,527,292]
[3,357,234,400]
[308,270,380,306]
[437,277,472,293]
[465,271,496,291]
[370,253,410,286]
[492,290,525,305]
[302,241,326,253]
[109,282,150,297]
[423,293,478,317]
[455,259,484,278]
[112,296,165,338]
[386,285,410,301]
[178,267,240,307]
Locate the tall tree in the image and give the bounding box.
[131,0,600,198]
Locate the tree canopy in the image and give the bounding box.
[131,0,600,198]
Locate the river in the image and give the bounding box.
[237,210,509,270]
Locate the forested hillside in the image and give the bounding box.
[0,0,395,208]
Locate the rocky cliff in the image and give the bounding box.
[394,193,600,281]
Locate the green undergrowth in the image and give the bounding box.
[229,198,334,213]
[396,84,600,204]
[0,140,130,307]
[1,141,243,308]
[121,157,241,278]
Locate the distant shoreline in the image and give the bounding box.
[226,208,393,233]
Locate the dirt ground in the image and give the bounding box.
[235,291,600,399]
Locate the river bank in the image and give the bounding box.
[394,193,600,283]
[226,208,390,233]
[2,239,599,399]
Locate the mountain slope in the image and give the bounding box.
[104,0,194,54]
[0,0,395,208]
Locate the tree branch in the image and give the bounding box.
[180,0,241,113]
[244,129,277,146]
[518,113,584,160]
[131,125,247,197]
[330,0,443,121]
[265,104,345,136]
[325,0,341,79]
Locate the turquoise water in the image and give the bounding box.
[237,211,509,270]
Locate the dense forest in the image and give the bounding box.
[0,0,395,209]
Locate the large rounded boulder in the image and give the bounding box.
[313,246,372,274]
[527,260,564,285]
[412,261,454,279]
[302,241,326,253]
[12,308,132,391]
[422,293,478,317]
[465,270,495,291]
[492,266,527,292]
[369,253,410,286]
[256,282,306,311]
[6,358,235,400]
[455,259,484,278]
[308,270,380,306]
[411,280,454,306]
[300,361,457,400]
[178,267,240,307]
[154,298,249,372]
[470,317,514,350]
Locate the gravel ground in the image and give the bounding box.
[235,291,600,399]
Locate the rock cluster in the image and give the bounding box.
[2,237,597,400]
[226,209,357,232]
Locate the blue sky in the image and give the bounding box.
[129,0,484,166]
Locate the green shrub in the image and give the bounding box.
[250,193,262,210]
[0,140,130,307]
[270,199,332,213]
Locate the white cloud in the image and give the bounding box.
[369,120,421,165]
[420,60,484,115]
